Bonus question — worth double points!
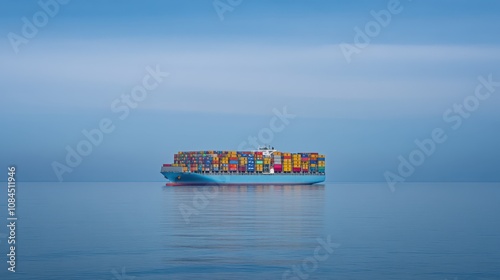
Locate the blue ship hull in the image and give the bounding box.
[161,172,325,185]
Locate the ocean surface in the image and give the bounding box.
[0,182,499,280]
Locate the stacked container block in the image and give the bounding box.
[292,154,301,173]
[283,153,291,173]
[273,152,282,173]
[318,154,325,173]
[301,153,309,173]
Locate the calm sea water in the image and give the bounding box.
[0,182,499,280]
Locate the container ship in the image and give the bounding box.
[161,147,325,185]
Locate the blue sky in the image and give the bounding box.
[1,0,500,182]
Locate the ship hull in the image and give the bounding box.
[161,172,325,186]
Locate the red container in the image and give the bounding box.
[273,164,282,168]
[238,166,246,172]
[163,164,172,167]
[274,168,282,173]
[293,167,301,172]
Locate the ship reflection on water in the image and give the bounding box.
[162,184,326,241]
